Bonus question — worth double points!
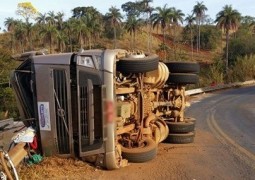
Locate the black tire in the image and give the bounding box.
[167,73,199,85]
[116,53,159,73]
[165,62,200,73]
[121,138,157,163]
[165,132,195,144]
[166,121,195,133]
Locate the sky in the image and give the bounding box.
[0,0,255,31]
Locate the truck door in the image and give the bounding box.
[71,55,104,157]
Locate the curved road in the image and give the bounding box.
[185,85,255,179]
[99,85,255,180]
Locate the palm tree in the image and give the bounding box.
[55,12,64,30]
[24,22,33,50]
[151,4,172,45]
[86,17,102,48]
[40,25,58,53]
[192,1,208,52]
[55,12,65,51]
[36,13,47,25]
[46,11,56,26]
[185,14,196,59]
[64,19,75,52]
[4,18,16,32]
[57,31,67,52]
[140,0,153,52]
[169,7,185,59]
[73,18,87,49]
[14,21,26,52]
[215,5,241,70]
[105,6,123,48]
[82,8,103,49]
[4,17,17,54]
[125,16,142,49]
[170,7,185,42]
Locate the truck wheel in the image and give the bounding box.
[165,132,195,144]
[167,73,198,85]
[165,62,200,73]
[121,138,157,163]
[117,53,159,73]
[166,121,195,133]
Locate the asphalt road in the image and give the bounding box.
[185,85,255,179]
[12,85,255,179]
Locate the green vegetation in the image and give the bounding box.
[1,1,255,119]
[228,27,255,65]
[215,5,241,70]
[228,55,255,82]
[0,48,18,119]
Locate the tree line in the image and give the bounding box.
[2,1,255,69]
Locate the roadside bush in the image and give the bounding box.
[227,55,255,82]
[198,57,224,87]
[183,25,221,51]
[0,87,19,119]
[228,37,255,66]
[0,48,19,119]
[197,55,255,88]
[199,26,221,50]
[228,27,255,65]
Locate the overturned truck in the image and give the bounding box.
[10,49,199,169]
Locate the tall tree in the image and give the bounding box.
[46,11,56,26]
[121,1,142,17]
[73,18,88,49]
[16,2,38,23]
[72,6,103,49]
[14,21,26,52]
[215,5,241,70]
[140,0,153,52]
[55,12,65,30]
[125,16,142,49]
[24,22,33,50]
[55,12,65,51]
[185,14,196,60]
[36,13,47,25]
[151,4,171,45]
[57,31,67,52]
[170,7,185,42]
[192,1,208,52]
[105,6,123,48]
[40,25,58,53]
[170,7,185,59]
[4,18,17,54]
[64,19,75,52]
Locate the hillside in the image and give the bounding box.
[0,27,217,65]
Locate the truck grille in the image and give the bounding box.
[53,70,70,154]
[80,86,88,139]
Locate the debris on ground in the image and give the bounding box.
[19,156,102,180]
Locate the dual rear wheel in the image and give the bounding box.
[164,117,196,144]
